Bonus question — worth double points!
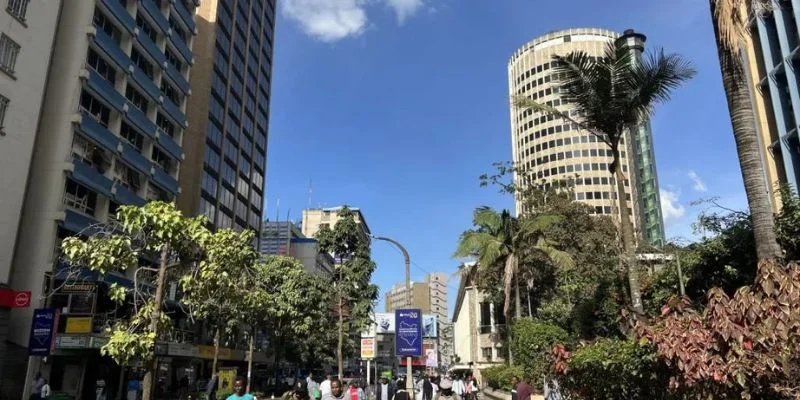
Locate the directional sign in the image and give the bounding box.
[28,308,56,356]
[395,308,422,357]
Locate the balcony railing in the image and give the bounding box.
[156,128,183,160]
[160,96,186,128]
[140,0,170,35]
[72,159,114,198]
[135,30,166,67]
[76,110,119,154]
[164,61,190,95]
[98,0,136,34]
[151,164,179,195]
[92,29,132,72]
[119,141,151,176]
[85,68,126,112]
[172,0,196,34]
[130,65,162,103]
[168,31,193,65]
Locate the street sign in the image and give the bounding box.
[360,338,375,359]
[28,308,56,356]
[14,291,30,308]
[395,308,422,357]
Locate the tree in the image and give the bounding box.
[710,0,782,261]
[180,228,260,377]
[315,207,379,377]
[454,207,573,364]
[514,39,695,315]
[61,202,209,400]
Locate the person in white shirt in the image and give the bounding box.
[451,377,465,400]
[40,380,51,399]
[320,374,333,397]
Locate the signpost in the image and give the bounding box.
[28,308,56,356]
[395,309,422,357]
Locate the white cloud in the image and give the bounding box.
[687,170,707,192]
[660,189,686,225]
[282,0,369,42]
[384,0,425,23]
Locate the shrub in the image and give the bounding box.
[556,339,672,400]
[482,365,525,391]
[510,319,570,384]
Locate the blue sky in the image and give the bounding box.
[265,0,748,316]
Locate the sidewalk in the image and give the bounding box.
[482,388,544,400]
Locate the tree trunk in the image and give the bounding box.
[337,292,344,378]
[711,3,782,261]
[527,291,533,318]
[612,153,644,315]
[247,330,255,393]
[212,328,220,376]
[515,280,522,319]
[142,244,169,400]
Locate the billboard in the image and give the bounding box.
[28,308,56,356]
[375,313,395,334]
[422,314,437,338]
[360,338,376,359]
[395,309,422,357]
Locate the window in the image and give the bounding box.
[114,162,140,191]
[0,93,8,128]
[165,48,183,71]
[219,187,234,210]
[239,158,250,177]
[0,34,20,74]
[131,49,154,79]
[86,48,116,83]
[168,16,186,41]
[152,146,171,172]
[217,210,233,228]
[204,146,220,170]
[224,140,238,162]
[120,122,144,151]
[64,179,97,216]
[235,199,247,221]
[7,0,29,20]
[222,162,235,186]
[161,82,181,105]
[210,96,225,125]
[202,170,217,196]
[80,91,111,127]
[156,113,175,138]
[135,15,157,43]
[93,9,120,41]
[252,170,263,191]
[207,119,222,148]
[125,86,148,113]
[236,176,248,198]
[199,197,216,223]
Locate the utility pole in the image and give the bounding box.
[676,252,686,297]
[372,236,413,399]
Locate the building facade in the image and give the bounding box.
[508,27,666,246]
[301,206,372,242]
[740,2,800,212]
[385,282,431,313]
[452,263,505,376]
[0,0,63,396]
[260,220,334,277]
[4,0,197,398]
[177,0,275,236]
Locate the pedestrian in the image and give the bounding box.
[30,373,46,400]
[391,379,410,400]
[512,377,531,400]
[40,379,51,399]
[127,373,141,400]
[421,376,433,400]
[346,381,363,400]
[464,375,478,400]
[226,376,254,400]
[207,373,220,400]
[306,372,319,394]
[320,374,333,398]
[322,378,345,400]
[451,376,464,400]
[435,379,457,400]
[375,377,395,400]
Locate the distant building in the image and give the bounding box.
[452,262,505,375]
[301,206,371,243]
[385,273,449,322]
[260,220,333,277]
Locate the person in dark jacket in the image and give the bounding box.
[422,376,433,400]
[375,378,395,400]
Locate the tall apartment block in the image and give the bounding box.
[0,1,62,396]
[260,220,334,277]
[177,0,275,236]
[4,0,197,398]
[739,2,800,212]
[508,28,666,246]
[384,273,449,322]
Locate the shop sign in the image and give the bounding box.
[60,283,95,294]
[28,308,56,356]
[0,288,32,308]
[65,317,93,334]
[168,343,199,358]
[360,338,375,359]
[90,336,108,349]
[56,335,89,349]
[198,345,232,360]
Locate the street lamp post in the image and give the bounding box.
[372,235,414,399]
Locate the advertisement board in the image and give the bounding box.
[422,315,437,338]
[360,338,376,359]
[375,313,395,333]
[395,309,422,357]
[65,317,92,333]
[28,308,56,356]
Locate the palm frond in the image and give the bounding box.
[519,214,564,235]
[631,48,697,119]
[502,254,518,320]
[453,231,496,258]
[711,0,749,52]
[535,237,575,270]
[472,207,502,231]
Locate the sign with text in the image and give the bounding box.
[360,338,376,359]
[65,317,92,333]
[395,308,422,357]
[0,288,31,308]
[28,308,56,356]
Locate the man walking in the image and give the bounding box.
[511,377,531,400]
[435,379,456,400]
[320,374,333,398]
[322,378,345,400]
[375,377,395,400]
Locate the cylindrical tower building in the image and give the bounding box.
[508,28,636,226]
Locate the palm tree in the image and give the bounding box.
[454,206,573,363]
[710,0,782,261]
[515,38,695,314]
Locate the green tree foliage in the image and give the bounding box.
[61,202,209,400]
[481,365,526,391]
[514,39,695,314]
[509,319,570,385]
[315,206,379,376]
[553,339,673,400]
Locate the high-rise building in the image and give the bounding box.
[738,2,800,212]
[301,206,371,242]
[0,1,63,395]
[508,28,667,246]
[177,0,276,236]
[260,220,334,277]
[384,273,449,321]
[4,1,197,397]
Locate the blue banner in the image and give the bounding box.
[29,308,55,356]
[395,308,422,357]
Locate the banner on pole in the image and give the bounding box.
[395,309,422,357]
[360,337,376,359]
